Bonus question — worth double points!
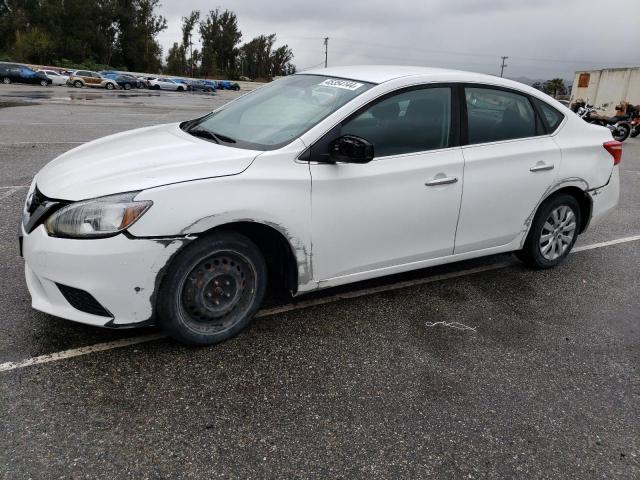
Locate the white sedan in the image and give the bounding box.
[37,69,69,86]
[21,66,620,345]
[148,77,187,91]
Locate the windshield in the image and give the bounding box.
[182,74,374,150]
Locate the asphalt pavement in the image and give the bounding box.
[0,84,638,479]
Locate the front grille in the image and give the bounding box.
[23,187,66,233]
[56,284,113,318]
[27,187,46,215]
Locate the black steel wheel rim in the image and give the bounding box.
[180,250,257,332]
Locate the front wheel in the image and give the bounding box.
[123,83,131,90]
[631,126,640,138]
[105,82,115,90]
[73,80,83,88]
[516,193,581,268]
[40,79,49,87]
[2,77,11,84]
[157,232,267,346]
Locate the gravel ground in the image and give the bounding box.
[0,84,639,479]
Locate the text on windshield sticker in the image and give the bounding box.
[319,79,364,91]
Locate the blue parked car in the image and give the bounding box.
[216,80,240,91]
[0,64,52,86]
[197,80,217,92]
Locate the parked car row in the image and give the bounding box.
[1,62,242,93]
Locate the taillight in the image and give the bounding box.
[603,140,622,166]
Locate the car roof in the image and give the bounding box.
[299,65,516,87]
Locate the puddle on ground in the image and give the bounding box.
[0,91,165,101]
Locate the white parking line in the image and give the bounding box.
[1,234,639,373]
[0,185,27,200]
[0,141,87,145]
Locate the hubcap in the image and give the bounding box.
[181,251,255,330]
[539,205,577,260]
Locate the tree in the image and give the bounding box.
[270,45,294,77]
[113,0,167,72]
[240,34,295,79]
[180,10,200,76]
[165,42,182,74]
[199,9,242,76]
[542,78,567,98]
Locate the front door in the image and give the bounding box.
[310,85,465,282]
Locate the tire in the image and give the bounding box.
[123,83,131,90]
[177,86,184,92]
[631,126,639,138]
[157,231,267,346]
[516,193,581,269]
[105,82,115,90]
[2,77,10,84]
[73,80,83,88]
[40,79,48,87]
[153,84,160,90]
[612,123,630,142]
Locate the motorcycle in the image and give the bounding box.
[574,100,632,142]
[630,108,640,138]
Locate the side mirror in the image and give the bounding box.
[329,135,374,163]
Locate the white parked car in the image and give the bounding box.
[37,69,69,86]
[21,66,621,345]
[148,77,187,91]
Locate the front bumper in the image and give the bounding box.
[22,225,188,327]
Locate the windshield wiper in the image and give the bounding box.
[185,126,237,144]
[187,127,220,144]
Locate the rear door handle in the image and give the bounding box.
[530,163,554,172]
[425,176,458,186]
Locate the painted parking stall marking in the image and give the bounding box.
[1,234,639,374]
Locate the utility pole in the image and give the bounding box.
[324,37,329,68]
[500,56,508,77]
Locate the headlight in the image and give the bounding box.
[45,192,152,238]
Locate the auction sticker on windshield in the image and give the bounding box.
[319,79,365,90]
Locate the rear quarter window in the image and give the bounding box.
[533,98,565,133]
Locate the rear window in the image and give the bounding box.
[533,98,565,133]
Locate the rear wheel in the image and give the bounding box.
[2,77,11,84]
[123,83,131,90]
[40,79,49,87]
[105,82,115,90]
[177,86,184,92]
[612,123,630,142]
[517,193,581,268]
[157,231,267,346]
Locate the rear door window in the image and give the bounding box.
[465,87,537,144]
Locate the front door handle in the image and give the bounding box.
[530,163,554,172]
[425,176,458,186]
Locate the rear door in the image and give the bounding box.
[454,85,561,254]
[310,84,465,281]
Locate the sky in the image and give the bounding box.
[156,0,640,82]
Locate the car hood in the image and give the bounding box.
[36,123,261,201]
